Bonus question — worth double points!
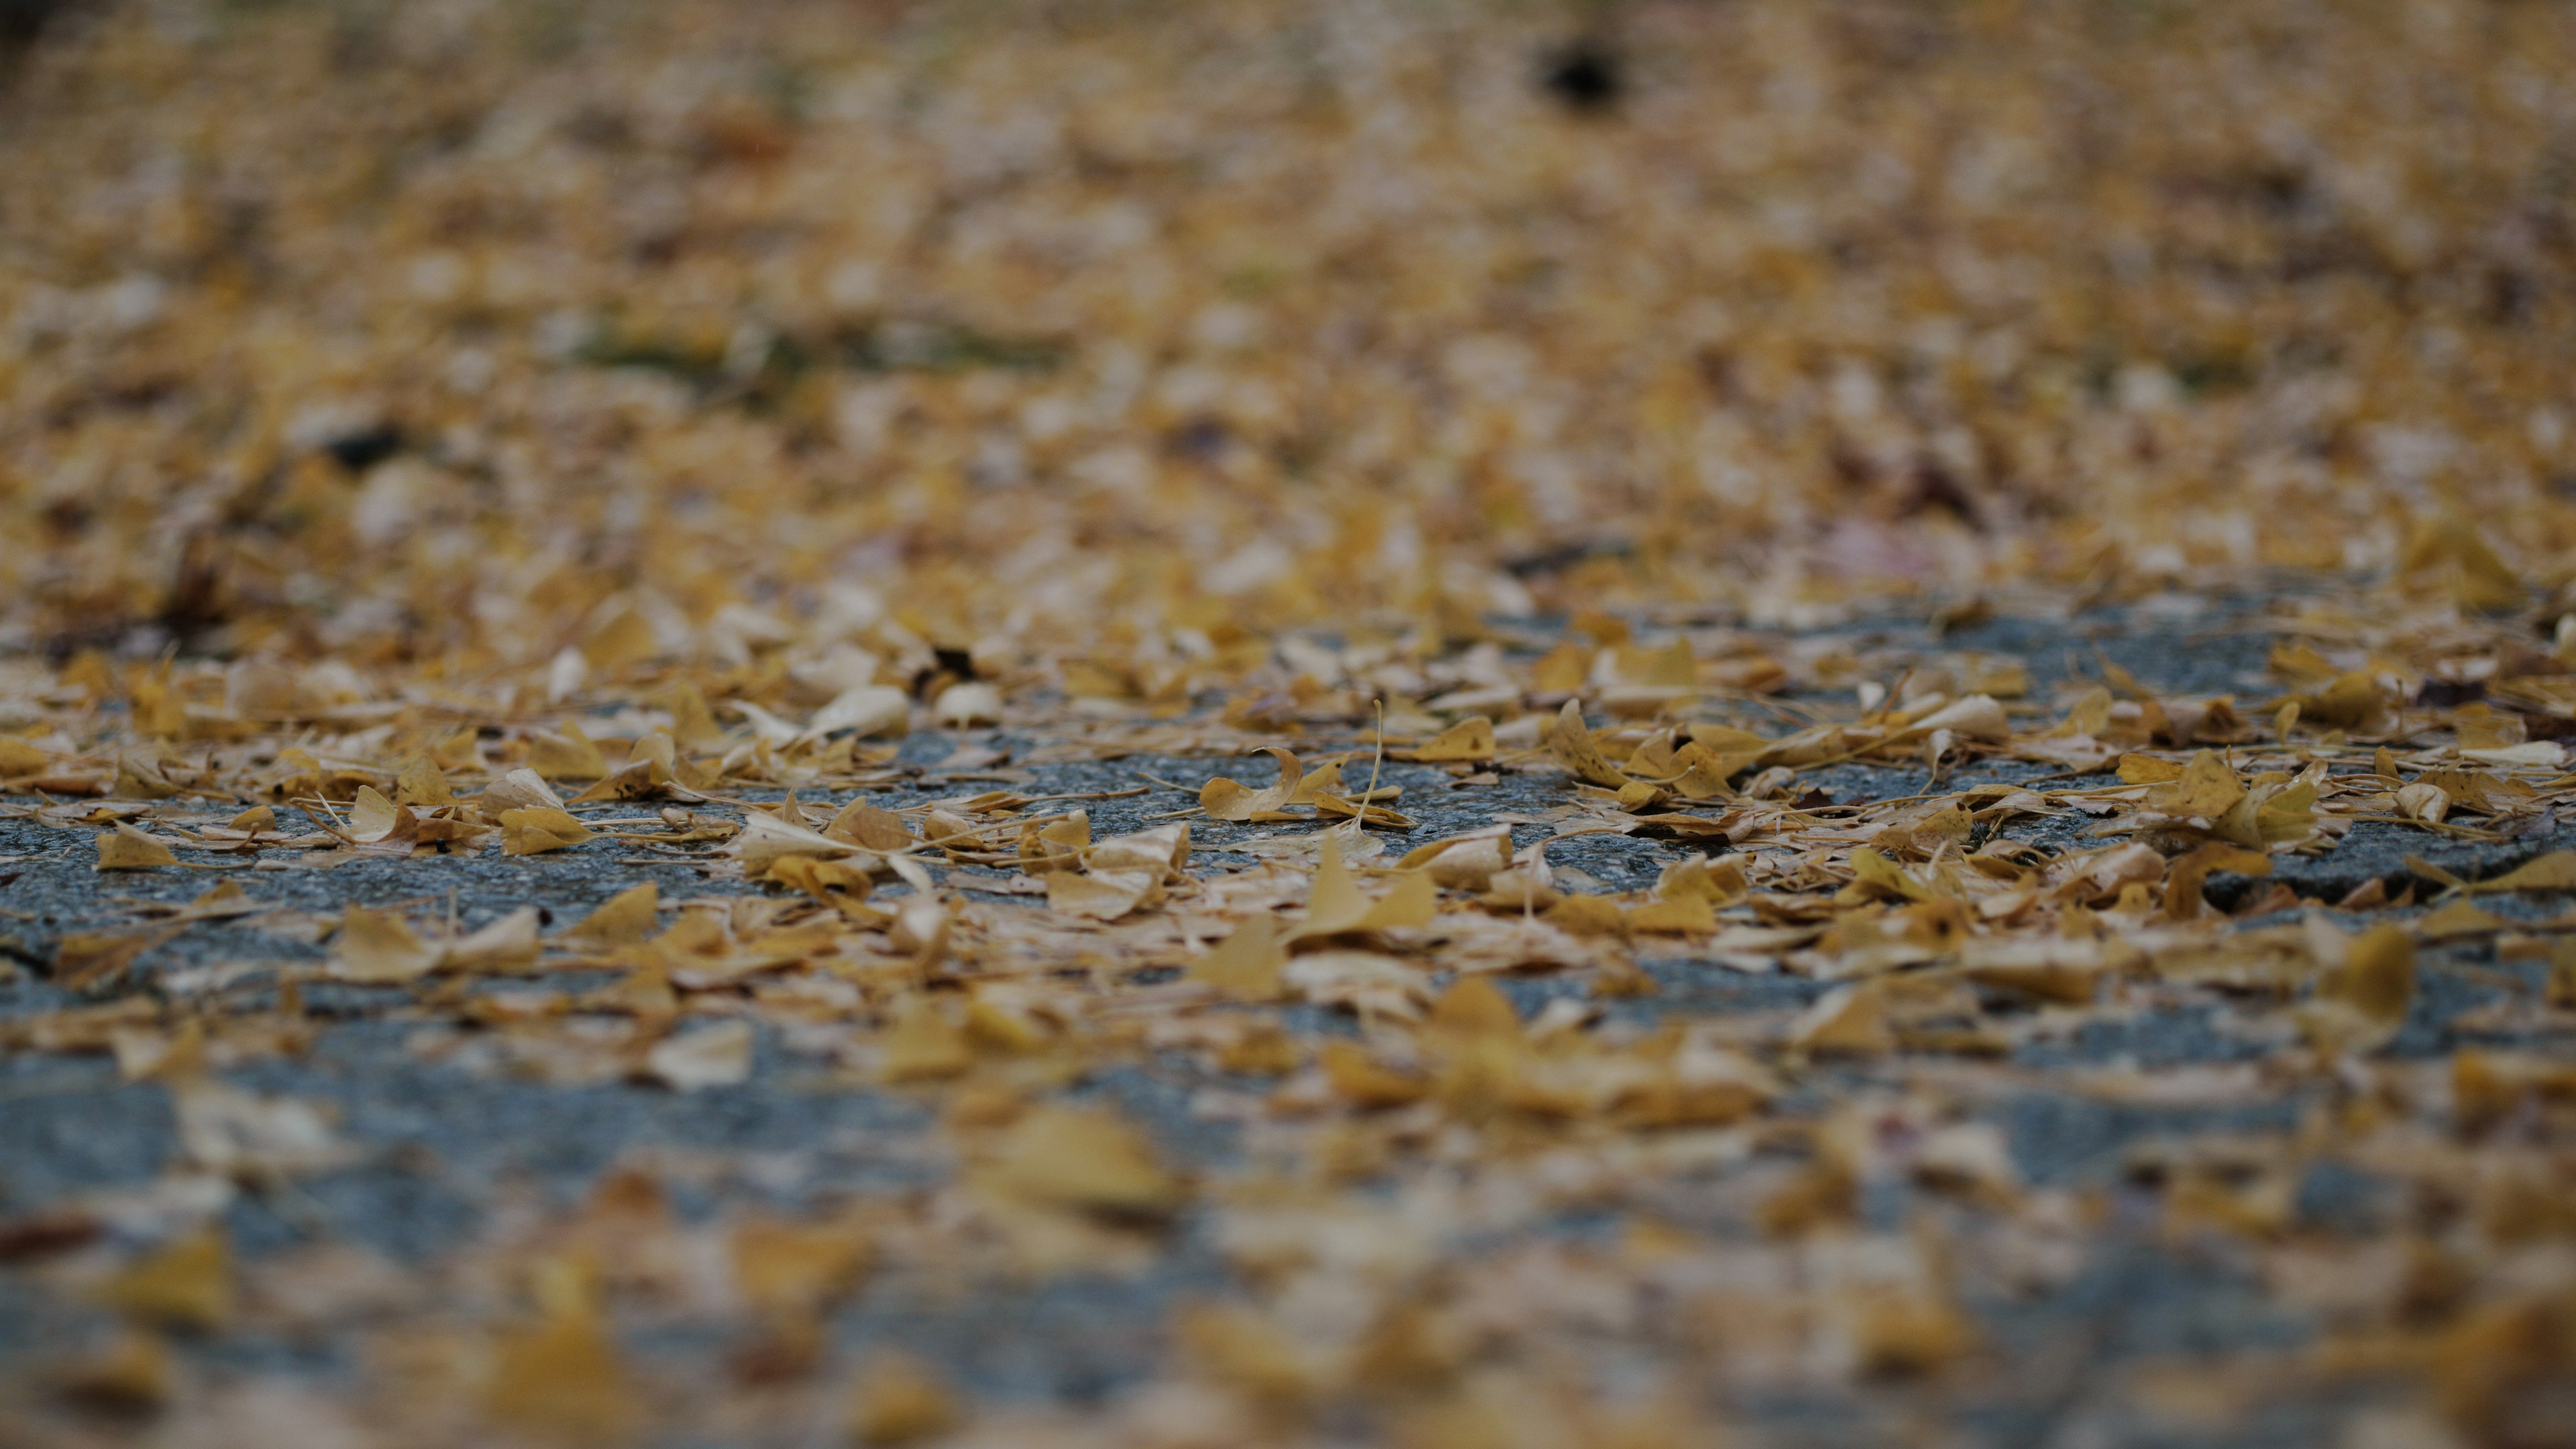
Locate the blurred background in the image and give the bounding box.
[3,0,2573,674]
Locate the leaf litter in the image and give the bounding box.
[3,1,2576,1446]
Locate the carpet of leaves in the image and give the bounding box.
[5,1,2576,1447]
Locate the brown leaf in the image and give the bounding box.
[1546,700,1631,788]
[95,824,180,871]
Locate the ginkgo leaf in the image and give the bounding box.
[483,1297,640,1444]
[826,799,915,851]
[809,684,911,738]
[1791,983,1894,1055]
[500,807,595,856]
[1187,916,1286,1001]
[95,824,179,871]
[2149,751,2245,819]
[1546,700,1631,788]
[981,1105,1184,1218]
[878,996,973,1082]
[1399,825,1514,890]
[1201,745,1302,821]
[643,1019,754,1091]
[565,883,661,944]
[344,786,408,844]
[727,811,856,874]
[333,905,440,981]
[1046,867,1163,920]
[1289,835,1435,940]
[394,755,455,808]
[444,907,542,972]
[480,767,566,815]
[527,723,609,780]
[2468,851,2576,894]
[1087,822,1191,877]
[97,1227,230,1332]
[1399,716,1495,762]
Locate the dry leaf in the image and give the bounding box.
[1188,916,1287,1001]
[981,1105,1184,1218]
[1546,700,1632,788]
[500,806,596,856]
[566,883,661,945]
[644,1020,755,1090]
[97,1226,230,1332]
[95,824,179,871]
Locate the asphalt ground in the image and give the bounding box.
[0,600,2567,1449]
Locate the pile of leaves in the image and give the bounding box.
[4,1,2576,1447]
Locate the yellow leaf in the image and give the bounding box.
[1288,835,1430,938]
[643,1020,754,1091]
[661,681,724,748]
[345,785,409,844]
[500,806,595,856]
[484,1302,640,1444]
[1530,641,1590,694]
[1792,983,1894,1055]
[95,824,179,871]
[1187,916,1286,1001]
[728,810,855,875]
[1320,1040,1432,1107]
[2116,753,2186,785]
[480,767,566,814]
[1546,699,1631,788]
[97,1227,230,1332]
[2148,750,2245,819]
[0,736,52,775]
[394,755,455,808]
[1046,868,1161,920]
[2320,924,2416,1028]
[566,883,661,945]
[1087,822,1193,877]
[1543,894,1627,936]
[2469,851,2576,894]
[2416,896,2506,938]
[1665,741,1741,800]
[733,1216,873,1317]
[527,723,609,780]
[52,1332,170,1413]
[1359,869,1438,930]
[333,905,440,982]
[113,754,182,800]
[1655,855,1747,904]
[825,799,914,851]
[1401,716,1496,762]
[772,854,879,916]
[847,1354,959,1447]
[1428,976,1520,1040]
[983,1105,1183,1217]
[1626,895,1716,934]
[445,907,542,973]
[52,926,179,991]
[879,997,973,1083]
[1843,847,1935,904]
[1200,745,1301,821]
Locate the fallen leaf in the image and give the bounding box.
[644,1019,755,1090]
[96,824,179,871]
[1188,915,1287,1001]
[982,1105,1185,1218]
[566,883,661,945]
[500,806,596,856]
[1546,700,1631,788]
[97,1226,230,1332]
[333,905,441,981]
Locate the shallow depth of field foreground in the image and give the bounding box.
[3,2,2576,1446]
